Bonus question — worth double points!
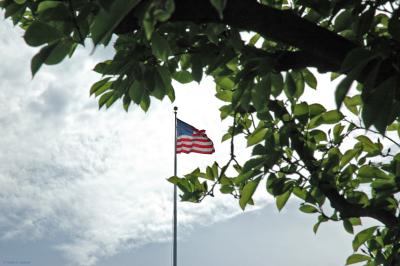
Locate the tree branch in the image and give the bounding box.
[116,0,357,71]
[242,46,338,72]
[267,100,399,227]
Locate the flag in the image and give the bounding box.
[176,119,215,154]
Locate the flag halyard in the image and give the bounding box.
[176,119,215,154]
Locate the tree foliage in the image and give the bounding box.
[2,0,400,264]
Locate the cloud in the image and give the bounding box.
[0,18,264,266]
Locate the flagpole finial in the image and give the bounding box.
[174,106,178,112]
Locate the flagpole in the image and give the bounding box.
[173,106,178,266]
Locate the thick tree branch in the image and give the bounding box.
[116,0,357,72]
[243,46,337,72]
[268,100,399,227]
[174,0,357,68]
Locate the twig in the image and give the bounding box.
[249,113,257,130]
[198,113,238,201]
[344,118,400,148]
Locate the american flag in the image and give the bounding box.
[176,119,215,154]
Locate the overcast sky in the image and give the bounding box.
[0,17,373,266]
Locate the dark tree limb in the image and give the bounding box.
[242,46,338,72]
[173,0,357,68]
[116,0,357,72]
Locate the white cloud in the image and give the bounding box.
[0,18,264,266]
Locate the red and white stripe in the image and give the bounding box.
[176,133,214,154]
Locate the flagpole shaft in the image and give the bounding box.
[173,106,178,266]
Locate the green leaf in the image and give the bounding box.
[31,40,73,76]
[344,95,361,115]
[309,130,327,142]
[153,0,175,22]
[143,15,155,40]
[98,91,114,109]
[105,93,118,108]
[308,104,326,117]
[371,179,396,191]
[308,115,323,129]
[156,66,175,101]
[358,165,388,180]
[24,21,63,47]
[234,169,259,185]
[362,76,397,133]
[251,77,271,110]
[334,9,353,32]
[333,123,345,143]
[340,149,359,167]
[172,71,193,84]
[346,254,370,265]
[249,34,260,46]
[321,110,344,124]
[191,55,203,83]
[37,1,62,13]
[94,81,112,97]
[335,77,354,109]
[299,204,318,213]
[270,73,284,97]
[336,56,376,108]
[152,71,167,100]
[216,90,233,102]
[343,219,354,234]
[293,102,309,117]
[31,46,52,77]
[356,136,380,154]
[205,166,215,181]
[216,77,235,90]
[90,78,111,96]
[276,190,291,211]
[313,215,328,234]
[302,68,317,89]
[349,217,362,226]
[4,2,23,18]
[239,177,261,210]
[122,94,131,112]
[43,40,74,65]
[331,72,341,81]
[140,93,150,112]
[292,70,305,98]
[91,0,141,45]
[352,226,377,251]
[284,72,296,99]
[220,185,234,194]
[151,32,171,61]
[128,80,143,104]
[347,191,369,207]
[167,176,181,185]
[247,128,267,147]
[209,0,227,19]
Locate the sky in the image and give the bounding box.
[0,16,374,266]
